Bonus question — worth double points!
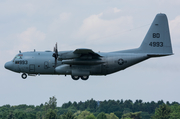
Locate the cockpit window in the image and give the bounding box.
[13,54,23,62]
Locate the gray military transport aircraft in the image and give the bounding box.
[4,13,173,80]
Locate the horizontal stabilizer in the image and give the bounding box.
[147,53,173,57]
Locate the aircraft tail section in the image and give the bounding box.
[139,13,173,56]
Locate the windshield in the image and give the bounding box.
[13,54,23,62]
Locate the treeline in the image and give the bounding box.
[0,96,179,119]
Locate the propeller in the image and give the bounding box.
[52,43,58,67]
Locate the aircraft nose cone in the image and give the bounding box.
[4,61,13,70]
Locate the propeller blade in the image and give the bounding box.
[52,43,58,68]
[55,43,58,53]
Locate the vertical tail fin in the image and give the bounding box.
[140,13,173,55]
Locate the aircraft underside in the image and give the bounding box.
[19,53,149,80]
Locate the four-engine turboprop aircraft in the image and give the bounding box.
[4,13,173,80]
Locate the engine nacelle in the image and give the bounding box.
[55,64,71,74]
[58,51,80,60]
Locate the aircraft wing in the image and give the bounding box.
[60,48,102,65]
[58,48,101,61]
[73,48,101,57]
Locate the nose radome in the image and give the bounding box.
[4,61,13,70]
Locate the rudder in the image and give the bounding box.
[139,13,173,55]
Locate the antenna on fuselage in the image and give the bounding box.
[34,49,36,52]
[19,51,21,53]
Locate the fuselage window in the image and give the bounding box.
[13,54,23,62]
[15,61,19,64]
[15,60,28,65]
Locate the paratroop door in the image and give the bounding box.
[29,64,35,73]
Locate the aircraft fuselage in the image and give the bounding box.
[5,51,149,78]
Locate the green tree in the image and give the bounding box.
[25,108,33,113]
[14,111,27,119]
[7,111,14,119]
[107,100,120,113]
[140,112,151,119]
[27,113,36,119]
[152,104,171,119]
[45,109,57,119]
[97,112,107,119]
[78,101,85,111]
[106,113,119,119]
[169,104,180,119]
[1,111,8,119]
[114,111,123,119]
[45,96,57,112]
[49,96,57,110]
[87,98,98,112]
[121,112,141,119]
[76,110,91,119]
[36,111,42,119]
[132,100,143,112]
[123,108,132,114]
[123,100,133,110]
[44,96,58,118]
[97,101,108,113]
[61,111,75,119]
[72,101,78,109]
[86,114,96,119]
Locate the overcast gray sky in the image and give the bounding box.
[0,0,180,106]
